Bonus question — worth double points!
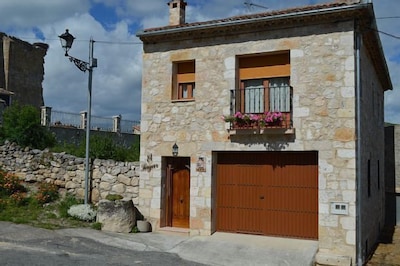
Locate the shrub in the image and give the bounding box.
[0,170,26,197]
[51,135,140,162]
[35,183,59,204]
[0,103,56,149]
[67,204,97,222]
[10,192,28,206]
[58,194,83,218]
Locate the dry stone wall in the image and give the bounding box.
[0,141,140,204]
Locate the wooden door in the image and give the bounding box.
[171,168,190,228]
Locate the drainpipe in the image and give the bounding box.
[355,22,363,266]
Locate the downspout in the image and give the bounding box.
[355,21,363,266]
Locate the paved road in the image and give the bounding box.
[0,221,319,266]
[0,223,204,266]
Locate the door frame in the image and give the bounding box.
[160,156,191,228]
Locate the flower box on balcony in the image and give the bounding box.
[223,111,295,135]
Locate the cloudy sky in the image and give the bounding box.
[0,0,399,123]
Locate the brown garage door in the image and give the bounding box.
[216,151,318,239]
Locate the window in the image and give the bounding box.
[242,78,290,113]
[235,52,291,122]
[172,61,195,100]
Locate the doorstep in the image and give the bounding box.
[158,227,190,236]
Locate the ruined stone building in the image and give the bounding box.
[0,32,48,110]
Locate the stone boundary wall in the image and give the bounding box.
[0,141,140,204]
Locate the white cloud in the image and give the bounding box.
[0,0,399,124]
[0,0,90,29]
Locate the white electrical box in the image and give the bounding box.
[331,202,349,215]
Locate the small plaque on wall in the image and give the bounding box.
[196,157,206,172]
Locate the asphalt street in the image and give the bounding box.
[0,222,204,266]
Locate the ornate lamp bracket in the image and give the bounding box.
[68,56,90,72]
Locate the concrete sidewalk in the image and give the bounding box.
[57,228,318,266]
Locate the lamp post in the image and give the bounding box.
[59,29,97,205]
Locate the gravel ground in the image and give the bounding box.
[367,226,400,266]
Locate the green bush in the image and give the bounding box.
[0,170,26,198]
[35,183,59,204]
[51,135,139,162]
[0,103,56,149]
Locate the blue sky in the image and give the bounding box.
[0,0,399,123]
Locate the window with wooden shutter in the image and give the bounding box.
[172,60,195,101]
[237,52,291,114]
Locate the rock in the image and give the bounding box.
[97,200,136,233]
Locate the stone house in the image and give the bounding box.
[136,0,392,265]
[0,33,48,109]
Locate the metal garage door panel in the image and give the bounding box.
[216,151,318,239]
[216,164,264,234]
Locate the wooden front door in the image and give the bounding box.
[172,168,190,227]
[162,157,190,228]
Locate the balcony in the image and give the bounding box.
[228,85,295,136]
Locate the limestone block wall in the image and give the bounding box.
[0,141,139,204]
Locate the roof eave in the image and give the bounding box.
[136,4,369,38]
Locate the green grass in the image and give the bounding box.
[0,193,95,230]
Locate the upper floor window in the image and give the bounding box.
[237,52,290,114]
[241,77,290,114]
[172,60,195,101]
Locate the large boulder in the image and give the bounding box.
[97,199,136,233]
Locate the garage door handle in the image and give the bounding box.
[259,196,264,199]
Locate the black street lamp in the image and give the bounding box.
[172,143,179,156]
[59,29,97,205]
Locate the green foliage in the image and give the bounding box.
[105,194,123,201]
[51,135,140,162]
[92,222,102,230]
[0,197,42,224]
[0,103,56,149]
[0,170,26,198]
[0,177,94,229]
[90,135,116,159]
[35,183,59,204]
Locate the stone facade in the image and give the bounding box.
[0,141,139,204]
[137,2,390,265]
[0,33,48,108]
